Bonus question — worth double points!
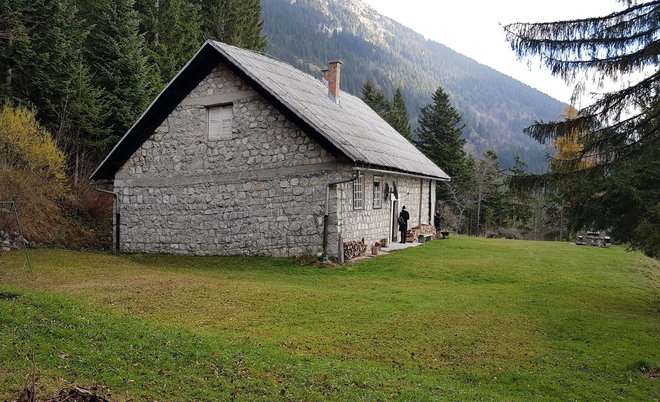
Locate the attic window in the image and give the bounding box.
[208,105,233,141]
[353,172,364,210]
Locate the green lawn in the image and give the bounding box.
[0,237,658,400]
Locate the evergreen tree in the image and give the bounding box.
[413,86,466,180]
[361,79,391,118]
[504,153,532,230]
[361,81,411,139]
[198,0,267,51]
[504,1,659,255]
[80,0,156,151]
[1,0,82,127]
[0,0,109,174]
[387,88,411,139]
[136,0,202,86]
[557,103,659,256]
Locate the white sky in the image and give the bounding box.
[361,0,623,105]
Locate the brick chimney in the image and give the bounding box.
[326,60,343,100]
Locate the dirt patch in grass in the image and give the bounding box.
[636,363,660,378]
[15,384,110,402]
[0,291,19,300]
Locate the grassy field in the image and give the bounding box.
[0,237,658,400]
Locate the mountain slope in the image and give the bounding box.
[261,0,566,171]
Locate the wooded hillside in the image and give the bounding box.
[262,0,567,171]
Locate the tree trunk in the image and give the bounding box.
[476,192,482,236]
[559,204,564,241]
[154,0,160,45]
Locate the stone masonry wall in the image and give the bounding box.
[114,63,437,258]
[336,170,434,250]
[114,65,350,257]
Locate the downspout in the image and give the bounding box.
[94,182,119,252]
[418,178,423,224]
[428,179,433,224]
[322,173,359,262]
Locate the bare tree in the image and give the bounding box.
[441,180,472,233]
[473,151,502,236]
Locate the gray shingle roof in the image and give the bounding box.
[211,42,448,180]
[91,40,449,181]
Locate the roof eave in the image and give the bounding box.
[352,165,450,181]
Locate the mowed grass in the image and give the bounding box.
[0,237,658,400]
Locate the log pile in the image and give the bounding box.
[0,230,23,251]
[343,238,367,260]
[407,224,437,242]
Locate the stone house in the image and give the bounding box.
[91,40,449,260]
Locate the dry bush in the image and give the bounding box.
[436,203,460,232]
[62,163,113,249]
[0,105,67,243]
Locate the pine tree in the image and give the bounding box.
[81,0,156,150]
[0,0,109,175]
[504,153,532,230]
[1,0,83,128]
[135,0,202,86]
[504,1,659,256]
[361,79,391,118]
[199,0,267,51]
[387,88,411,139]
[413,86,466,180]
[559,103,659,256]
[361,81,411,139]
[504,2,658,168]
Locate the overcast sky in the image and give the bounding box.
[361,0,622,105]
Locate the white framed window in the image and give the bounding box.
[373,176,382,209]
[208,104,233,141]
[353,172,364,210]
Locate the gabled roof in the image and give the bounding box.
[91,40,449,181]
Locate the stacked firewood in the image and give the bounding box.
[371,242,381,256]
[0,230,22,251]
[408,224,437,242]
[343,238,367,260]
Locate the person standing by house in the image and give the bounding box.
[398,206,410,243]
[434,210,442,230]
[433,210,444,239]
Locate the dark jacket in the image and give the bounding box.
[433,214,441,230]
[399,210,410,229]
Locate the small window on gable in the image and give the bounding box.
[373,176,382,209]
[208,104,233,141]
[353,172,364,210]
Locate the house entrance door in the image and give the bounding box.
[391,199,399,243]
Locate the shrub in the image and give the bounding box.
[0,105,67,243]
